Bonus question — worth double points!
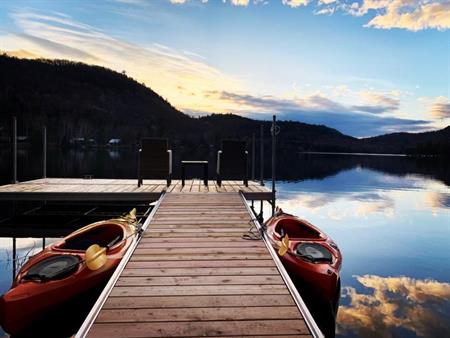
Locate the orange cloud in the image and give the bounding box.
[428,96,450,119]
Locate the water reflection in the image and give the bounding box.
[269,164,449,337]
[337,275,450,338]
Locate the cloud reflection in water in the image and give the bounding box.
[337,275,450,338]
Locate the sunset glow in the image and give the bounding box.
[1,0,448,136]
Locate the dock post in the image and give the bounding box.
[43,126,47,179]
[271,115,278,215]
[12,116,17,184]
[251,133,255,181]
[259,124,264,186]
[12,237,16,280]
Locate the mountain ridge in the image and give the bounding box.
[0,54,448,155]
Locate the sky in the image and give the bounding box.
[0,0,449,137]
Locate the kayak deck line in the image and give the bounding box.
[74,192,322,338]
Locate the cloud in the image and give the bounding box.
[423,192,450,212]
[231,0,250,6]
[347,0,450,31]
[2,49,39,59]
[353,90,400,114]
[338,275,450,338]
[208,90,431,136]
[282,0,310,7]
[16,33,101,61]
[314,6,335,14]
[429,96,450,119]
[120,0,449,32]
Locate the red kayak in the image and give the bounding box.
[265,207,342,310]
[0,213,136,335]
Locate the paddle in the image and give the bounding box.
[23,209,140,281]
[278,234,289,256]
[82,208,139,271]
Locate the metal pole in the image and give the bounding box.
[12,116,17,184]
[12,237,16,280]
[43,126,47,179]
[259,124,264,186]
[251,133,255,181]
[271,115,277,215]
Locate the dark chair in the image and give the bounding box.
[138,138,172,187]
[216,140,248,187]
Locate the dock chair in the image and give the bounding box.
[216,140,248,187]
[138,138,172,187]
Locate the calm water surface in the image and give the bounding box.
[0,150,449,337]
[272,163,450,338]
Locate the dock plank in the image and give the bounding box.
[115,275,284,286]
[96,306,301,323]
[88,319,309,337]
[103,294,296,309]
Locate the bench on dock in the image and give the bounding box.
[217,140,248,187]
[138,138,172,187]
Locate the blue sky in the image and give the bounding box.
[0,0,449,137]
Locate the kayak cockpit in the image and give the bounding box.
[57,223,124,251]
[22,255,81,282]
[275,218,322,240]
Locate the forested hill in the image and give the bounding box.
[0,54,448,155]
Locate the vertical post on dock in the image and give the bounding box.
[12,116,17,184]
[271,115,277,216]
[12,237,16,280]
[43,126,47,179]
[251,133,255,181]
[259,124,264,186]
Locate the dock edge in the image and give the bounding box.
[74,191,166,338]
[239,191,324,338]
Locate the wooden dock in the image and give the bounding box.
[75,192,321,337]
[0,178,271,201]
[0,178,322,337]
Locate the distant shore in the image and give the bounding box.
[301,151,407,157]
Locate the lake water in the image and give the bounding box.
[0,149,449,337]
[272,164,450,338]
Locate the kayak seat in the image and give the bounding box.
[276,219,321,239]
[24,255,80,281]
[61,224,124,251]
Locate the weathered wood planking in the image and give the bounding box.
[0,178,271,201]
[85,193,311,337]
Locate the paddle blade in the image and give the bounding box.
[125,208,137,222]
[85,244,107,271]
[278,234,289,257]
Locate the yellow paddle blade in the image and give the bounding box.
[85,244,107,271]
[278,234,289,257]
[125,208,137,222]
